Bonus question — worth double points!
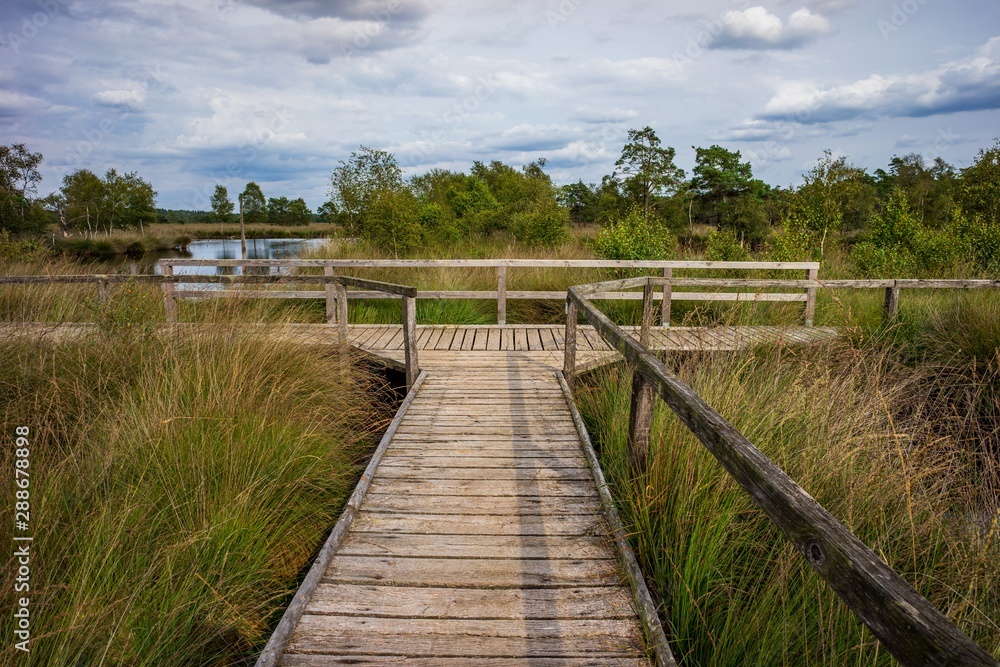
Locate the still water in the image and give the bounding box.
[106,238,330,275]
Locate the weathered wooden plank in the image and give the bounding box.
[435,328,456,350]
[282,656,651,666]
[335,533,614,560]
[361,492,601,516]
[285,616,645,657]
[374,467,594,482]
[322,555,621,588]
[351,512,605,536]
[379,454,585,467]
[514,328,528,350]
[305,584,637,620]
[368,479,599,498]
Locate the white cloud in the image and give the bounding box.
[758,36,1000,122]
[710,6,834,50]
[92,89,146,111]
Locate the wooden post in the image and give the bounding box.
[640,280,655,347]
[497,264,507,325]
[161,264,177,323]
[564,298,577,385]
[402,295,419,390]
[336,283,348,345]
[804,267,818,327]
[324,266,336,325]
[884,283,900,323]
[97,278,110,310]
[628,369,654,479]
[660,267,672,327]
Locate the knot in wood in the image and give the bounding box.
[806,541,825,567]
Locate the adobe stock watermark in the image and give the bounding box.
[878,0,932,40]
[2,0,72,56]
[546,0,584,30]
[188,106,294,210]
[65,66,166,169]
[671,0,752,68]
[404,73,500,168]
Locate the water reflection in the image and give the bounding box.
[96,238,329,275]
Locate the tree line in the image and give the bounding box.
[2,133,998,274]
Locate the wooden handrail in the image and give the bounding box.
[563,277,999,667]
[158,259,823,326]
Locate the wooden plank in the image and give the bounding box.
[351,512,605,535]
[368,479,599,498]
[514,328,527,350]
[285,616,645,657]
[487,327,501,351]
[305,583,637,620]
[322,556,625,588]
[335,533,614,560]
[378,455,586,468]
[373,467,594,482]
[527,327,543,351]
[282,656,651,666]
[460,328,477,351]
[501,327,514,351]
[361,493,601,516]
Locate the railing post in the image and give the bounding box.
[627,280,656,479]
[564,297,577,386]
[884,282,900,323]
[640,280,654,347]
[660,267,672,327]
[161,264,177,323]
[497,264,507,325]
[804,266,818,327]
[324,266,336,325]
[97,278,110,311]
[336,282,348,345]
[402,295,419,390]
[628,369,654,479]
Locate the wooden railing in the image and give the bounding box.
[0,273,421,389]
[159,259,822,325]
[562,276,999,667]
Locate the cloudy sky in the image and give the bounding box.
[2,0,998,210]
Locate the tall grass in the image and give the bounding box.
[576,337,1000,664]
[0,291,394,664]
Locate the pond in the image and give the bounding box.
[101,238,331,275]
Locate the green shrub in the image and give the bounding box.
[705,228,751,262]
[510,198,570,248]
[594,208,676,260]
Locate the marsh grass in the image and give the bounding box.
[0,292,393,665]
[576,337,1000,665]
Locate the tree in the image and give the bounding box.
[267,196,291,224]
[956,140,1000,226]
[690,145,754,224]
[797,151,874,257]
[59,168,156,234]
[238,182,265,258]
[239,182,266,223]
[330,146,404,236]
[614,126,684,219]
[210,185,234,231]
[558,181,598,224]
[287,198,312,226]
[0,143,46,233]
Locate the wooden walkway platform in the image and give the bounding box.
[343,324,838,374]
[271,354,657,665]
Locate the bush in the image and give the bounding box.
[705,228,750,262]
[509,198,570,248]
[594,208,676,260]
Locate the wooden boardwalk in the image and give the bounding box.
[344,324,838,374]
[272,354,656,665]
